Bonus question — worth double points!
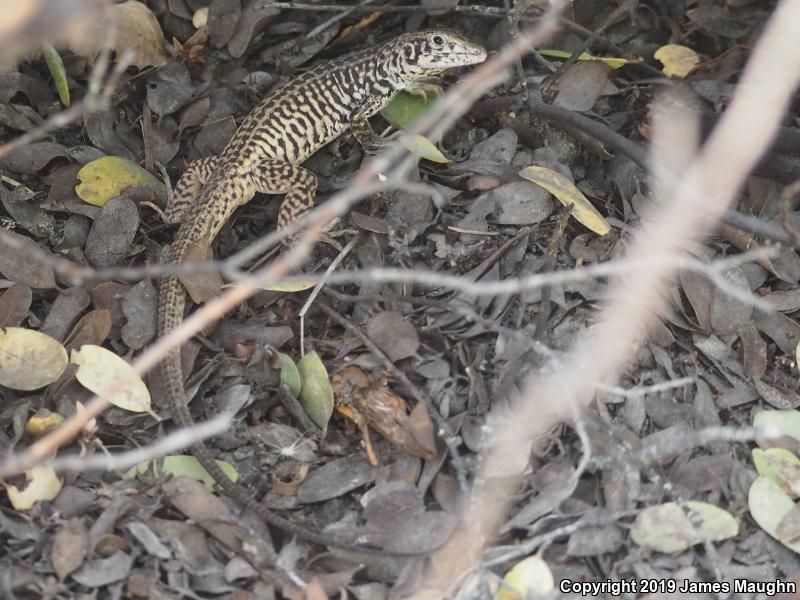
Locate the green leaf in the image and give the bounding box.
[42,43,70,107]
[380,90,451,163]
[75,156,165,207]
[538,48,641,69]
[630,501,739,553]
[519,166,610,235]
[278,352,301,398]
[297,351,334,430]
[381,90,440,130]
[126,455,239,491]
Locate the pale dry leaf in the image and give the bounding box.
[70,345,158,420]
[68,0,169,69]
[5,465,63,510]
[0,327,68,391]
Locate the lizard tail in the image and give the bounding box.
[156,272,360,549]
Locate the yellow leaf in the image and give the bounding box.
[298,351,334,429]
[654,44,700,78]
[126,455,238,491]
[518,166,610,235]
[5,465,63,510]
[75,156,165,207]
[496,555,554,600]
[42,42,70,107]
[538,48,641,69]
[0,328,68,391]
[25,410,65,437]
[70,345,158,420]
[404,135,451,164]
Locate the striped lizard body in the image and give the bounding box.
[157,29,486,549]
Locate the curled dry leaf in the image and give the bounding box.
[4,465,63,510]
[70,345,158,420]
[0,327,68,391]
[519,166,610,235]
[332,364,437,464]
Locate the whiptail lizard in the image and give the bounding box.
[157,29,486,549]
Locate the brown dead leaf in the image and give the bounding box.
[365,311,420,362]
[0,283,32,328]
[51,518,89,581]
[64,309,112,352]
[68,1,168,69]
[177,237,223,303]
[0,230,56,289]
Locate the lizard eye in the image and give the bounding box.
[431,34,446,48]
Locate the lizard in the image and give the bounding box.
[156,29,487,550]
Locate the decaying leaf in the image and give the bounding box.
[70,345,158,419]
[0,327,68,391]
[654,44,700,78]
[75,156,165,207]
[332,364,437,465]
[519,166,610,235]
[4,465,63,510]
[298,351,334,430]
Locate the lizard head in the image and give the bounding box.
[389,29,487,80]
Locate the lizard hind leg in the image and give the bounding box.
[248,160,318,232]
[164,155,220,224]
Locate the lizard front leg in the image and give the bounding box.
[164,155,220,224]
[349,94,394,153]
